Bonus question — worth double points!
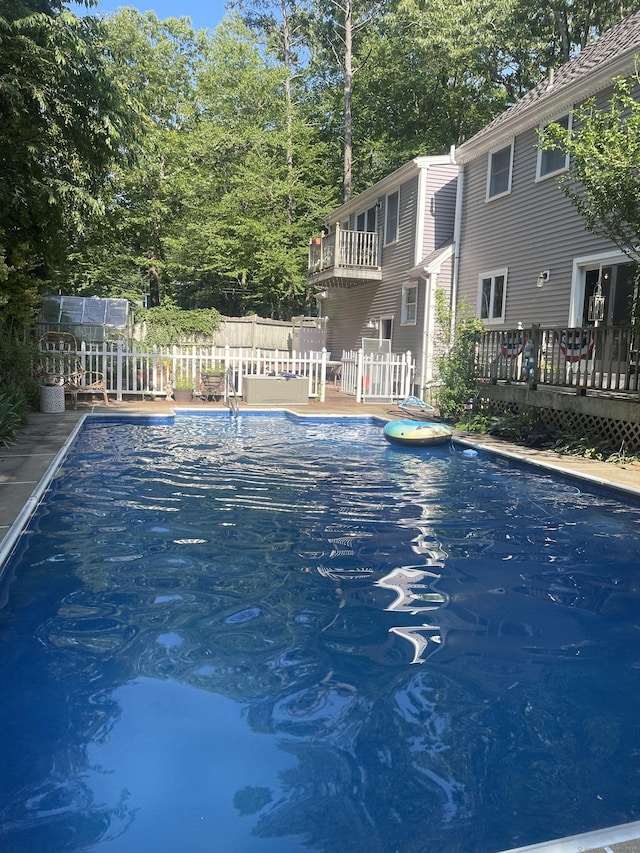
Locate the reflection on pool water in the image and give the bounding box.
[1,414,640,853]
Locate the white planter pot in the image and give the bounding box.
[40,384,65,413]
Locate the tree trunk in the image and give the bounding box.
[282,0,294,224]
[148,264,160,307]
[343,0,353,202]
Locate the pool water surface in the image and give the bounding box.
[1,414,640,853]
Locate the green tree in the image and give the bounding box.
[0,0,140,329]
[64,9,207,304]
[306,0,390,200]
[347,0,516,185]
[167,15,327,317]
[309,0,637,191]
[535,0,638,64]
[67,11,331,319]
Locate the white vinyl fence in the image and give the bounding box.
[341,349,414,403]
[71,343,330,402]
[62,342,415,405]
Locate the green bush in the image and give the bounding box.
[0,385,29,445]
[134,297,221,346]
[435,292,484,420]
[461,408,640,464]
[0,323,40,408]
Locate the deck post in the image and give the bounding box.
[528,324,540,390]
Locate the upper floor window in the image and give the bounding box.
[356,204,377,233]
[537,113,571,179]
[384,190,399,244]
[486,142,514,200]
[478,268,507,322]
[401,283,418,325]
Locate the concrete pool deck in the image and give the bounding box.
[1,396,640,853]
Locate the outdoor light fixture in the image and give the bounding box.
[588,280,606,324]
[367,318,379,330]
[536,270,550,288]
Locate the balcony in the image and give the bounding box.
[307,225,382,288]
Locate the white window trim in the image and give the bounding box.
[486,140,514,201]
[384,189,400,245]
[569,250,629,326]
[401,283,418,326]
[536,112,572,181]
[380,314,394,340]
[355,204,378,233]
[477,267,508,324]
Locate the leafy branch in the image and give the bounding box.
[134,297,221,346]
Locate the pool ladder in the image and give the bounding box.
[225,367,239,417]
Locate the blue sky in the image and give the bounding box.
[73,0,230,32]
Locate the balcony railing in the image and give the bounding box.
[308,225,380,284]
[476,324,640,396]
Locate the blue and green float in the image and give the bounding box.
[383,419,452,447]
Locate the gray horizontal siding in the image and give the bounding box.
[324,164,457,364]
[326,176,421,356]
[426,167,458,250]
[324,284,380,357]
[394,256,454,352]
[456,83,623,328]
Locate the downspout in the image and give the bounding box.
[420,273,432,395]
[451,145,463,340]
[415,162,428,267]
[416,162,429,395]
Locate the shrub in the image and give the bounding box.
[134,297,221,346]
[435,292,484,420]
[0,385,29,445]
[0,322,40,409]
[462,407,640,464]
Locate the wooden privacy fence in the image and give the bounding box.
[476,324,640,396]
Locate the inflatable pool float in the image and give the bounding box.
[383,419,452,447]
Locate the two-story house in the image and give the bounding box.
[454,9,640,333]
[308,156,458,396]
[451,9,640,447]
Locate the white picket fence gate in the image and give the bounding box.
[67,342,415,404]
[341,349,415,403]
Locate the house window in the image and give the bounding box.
[384,190,399,244]
[402,284,418,325]
[356,204,377,233]
[478,269,507,321]
[486,142,513,200]
[537,114,571,179]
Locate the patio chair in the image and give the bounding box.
[196,368,227,402]
[38,332,109,408]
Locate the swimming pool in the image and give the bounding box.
[0,413,639,853]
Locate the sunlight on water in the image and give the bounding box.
[0,414,639,853]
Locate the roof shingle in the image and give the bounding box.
[457,8,640,158]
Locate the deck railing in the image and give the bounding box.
[308,225,379,274]
[476,324,640,396]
